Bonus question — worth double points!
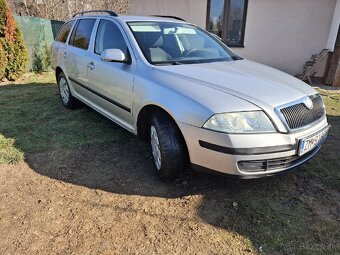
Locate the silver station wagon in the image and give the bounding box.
[52,10,330,181]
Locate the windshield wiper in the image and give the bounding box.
[232,56,243,61]
[171,61,184,65]
[153,61,185,66]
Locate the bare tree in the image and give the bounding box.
[9,0,129,20]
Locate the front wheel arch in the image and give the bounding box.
[136,105,190,169]
[136,105,177,138]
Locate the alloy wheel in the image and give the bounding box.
[150,125,162,170]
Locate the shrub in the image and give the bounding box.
[0,0,6,36]
[0,40,7,79]
[0,0,28,81]
[33,43,52,73]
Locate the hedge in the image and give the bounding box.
[0,0,28,81]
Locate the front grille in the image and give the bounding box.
[280,95,325,130]
[237,147,318,172]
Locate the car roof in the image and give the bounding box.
[118,15,186,23]
[71,15,186,23]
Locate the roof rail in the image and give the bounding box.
[72,10,118,18]
[151,15,185,21]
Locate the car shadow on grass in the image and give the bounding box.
[1,81,340,254]
[24,124,340,253]
[25,115,340,254]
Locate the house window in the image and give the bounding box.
[207,0,248,47]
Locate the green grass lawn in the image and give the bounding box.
[0,72,130,158]
[0,134,24,164]
[0,73,339,254]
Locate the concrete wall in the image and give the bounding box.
[130,0,336,75]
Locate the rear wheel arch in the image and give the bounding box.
[55,66,64,82]
[56,70,79,109]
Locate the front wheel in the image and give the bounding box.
[149,112,188,181]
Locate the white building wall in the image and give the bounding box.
[129,0,207,28]
[238,0,336,75]
[130,0,337,75]
[326,0,340,51]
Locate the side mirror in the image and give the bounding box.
[100,49,128,63]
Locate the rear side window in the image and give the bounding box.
[56,21,74,43]
[70,19,96,50]
[94,20,129,55]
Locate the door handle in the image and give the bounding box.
[63,52,67,58]
[88,62,95,70]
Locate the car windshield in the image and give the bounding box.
[127,21,241,65]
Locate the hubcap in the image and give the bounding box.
[150,125,161,170]
[59,77,70,105]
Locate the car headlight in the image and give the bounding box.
[203,111,275,133]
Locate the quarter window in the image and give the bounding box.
[56,21,74,43]
[70,19,96,50]
[207,0,248,47]
[94,20,129,55]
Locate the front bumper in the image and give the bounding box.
[178,117,329,178]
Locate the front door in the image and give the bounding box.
[87,19,136,129]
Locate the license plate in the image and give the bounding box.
[298,126,329,156]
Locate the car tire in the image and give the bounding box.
[149,111,188,181]
[57,72,78,109]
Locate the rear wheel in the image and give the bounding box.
[58,72,78,109]
[149,112,188,181]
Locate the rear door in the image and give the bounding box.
[86,19,136,129]
[65,18,97,96]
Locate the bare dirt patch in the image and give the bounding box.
[1,139,339,254]
[0,144,257,255]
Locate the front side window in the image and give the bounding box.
[128,22,240,65]
[56,20,74,43]
[69,19,96,50]
[95,20,129,55]
[207,0,248,47]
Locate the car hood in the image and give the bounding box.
[155,59,317,109]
